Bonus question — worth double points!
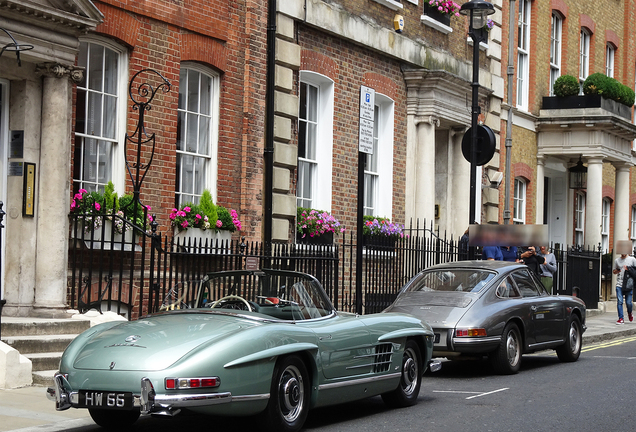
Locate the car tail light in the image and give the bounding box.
[165,377,220,390]
[455,328,487,337]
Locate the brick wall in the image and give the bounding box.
[74,0,269,240]
[297,26,408,234]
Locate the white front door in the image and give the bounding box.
[547,172,567,247]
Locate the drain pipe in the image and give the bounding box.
[503,0,515,225]
[264,0,276,247]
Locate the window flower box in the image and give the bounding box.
[296,231,334,246]
[423,2,451,26]
[542,94,632,120]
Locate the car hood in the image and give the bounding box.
[72,312,259,371]
[388,292,476,328]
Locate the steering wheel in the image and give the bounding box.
[210,295,252,312]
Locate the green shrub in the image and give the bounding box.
[583,73,634,107]
[582,72,609,96]
[199,189,218,225]
[216,206,235,232]
[553,74,580,97]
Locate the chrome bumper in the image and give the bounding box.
[428,359,442,373]
[47,373,258,416]
[139,377,233,416]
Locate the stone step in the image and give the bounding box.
[1,318,90,337]
[25,352,64,372]
[33,370,57,387]
[2,334,78,354]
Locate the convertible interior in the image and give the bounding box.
[159,270,333,321]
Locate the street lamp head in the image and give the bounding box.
[460,0,495,29]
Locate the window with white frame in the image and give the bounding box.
[631,205,636,251]
[516,0,531,110]
[513,178,526,224]
[176,64,220,206]
[550,12,562,96]
[74,39,128,193]
[601,198,610,253]
[364,93,394,217]
[297,72,334,211]
[575,191,585,246]
[606,44,615,78]
[579,29,590,82]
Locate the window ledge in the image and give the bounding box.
[372,0,404,10]
[467,37,489,51]
[420,15,452,34]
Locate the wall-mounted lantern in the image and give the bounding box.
[568,156,587,190]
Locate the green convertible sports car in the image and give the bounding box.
[48,269,439,432]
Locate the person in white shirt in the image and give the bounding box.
[612,252,636,324]
[538,246,557,294]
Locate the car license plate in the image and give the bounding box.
[78,390,133,409]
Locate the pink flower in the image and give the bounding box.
[183,206,191,213]
[94,203,101,211]
[216,220,223,228]
[177,210,186,217]
[181,220,189,228]
[195,214,202,220]
[78,189,87,194]
[70,200,77,210]
[74,193,83,200]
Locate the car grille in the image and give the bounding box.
[373,343,394,373]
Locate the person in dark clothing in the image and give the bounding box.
[519,246,544,275]
[500,246,518,262]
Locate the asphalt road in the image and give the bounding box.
[8,336,636,432]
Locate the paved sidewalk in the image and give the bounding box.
[1,301,635,431]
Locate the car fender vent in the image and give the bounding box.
[373,343,393,373]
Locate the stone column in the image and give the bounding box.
[450,127,469,236]
[584,157,604,251]
[613,162,631,245]
[413,116,438,225]
[33,63,83,317]
[535,156,545,224]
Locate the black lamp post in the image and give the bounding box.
[460,0,495,225]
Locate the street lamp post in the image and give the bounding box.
[460,0,495,225]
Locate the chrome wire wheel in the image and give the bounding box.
[401,346,420,397]
[277,364,305,423]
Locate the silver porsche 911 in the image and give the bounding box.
[384,260,586,374]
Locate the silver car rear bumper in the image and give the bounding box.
[47,373,265,416]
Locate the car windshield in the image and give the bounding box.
[159,269,335,320]
[404,269,496,293]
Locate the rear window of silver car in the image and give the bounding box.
[404,270,496,293]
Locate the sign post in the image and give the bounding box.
[356,86,375,314]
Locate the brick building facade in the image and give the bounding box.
[499,0,636,255]
[0,0,507,317]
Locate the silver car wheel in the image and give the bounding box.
[278,364,305,423]
[506,329,520,367]
[567,321,581,355]
[401,347,420,396]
